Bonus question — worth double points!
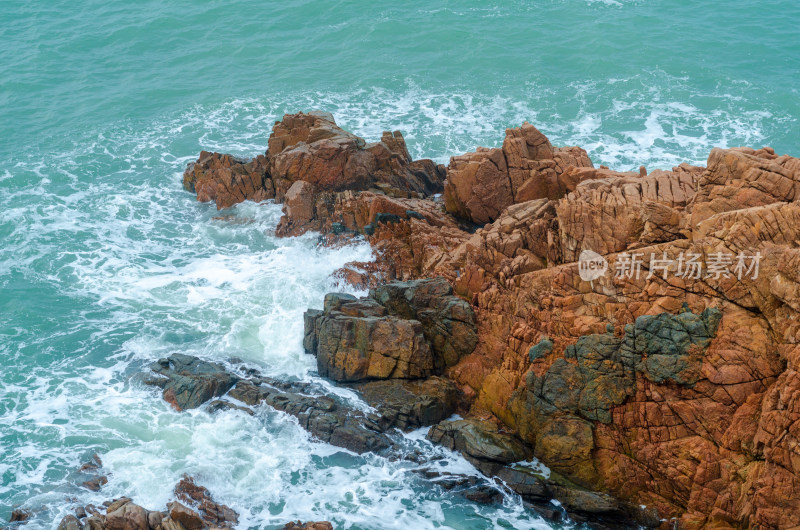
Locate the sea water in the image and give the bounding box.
[1,1,798,528]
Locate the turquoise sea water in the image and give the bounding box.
[1,1,798,528]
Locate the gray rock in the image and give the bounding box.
[228,379,391,454]
[426,419,528,464]
[349,376,462,431]
[145,354,239,410]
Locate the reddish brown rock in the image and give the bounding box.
[691,146,800,231]
[275,180,318,236]
[104,499,148,530]
[268,111,444,199]
[167,502,204,530]
[281,522,333,530]
[174,476,238,528]
[555,163,702,262]
[185,112,445,228]
[183,152,273,210]
[444,122,593,224]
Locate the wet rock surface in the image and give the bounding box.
[145,354,239,411]
[177,116,800,528]
[347,376,462,431]
[227,378,391,454]
[52,477,236,530]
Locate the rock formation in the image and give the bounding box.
[53,477,237,530]
[182,113,800,528]
[443,122,593,224]
[182,111,446,239]
[303,278,477,381]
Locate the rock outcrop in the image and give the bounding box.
[304,278,477,381]
[267,112,444,199]
[185,113,800,528]
[183,112,446,238]
[183,152,272,210]
[443,122,593,224]
[145,354,239,411]
[54,478,236,530]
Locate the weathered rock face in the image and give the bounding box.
[306,294,434,381]
[323,192,472,282]
[268,112,445,198]
[183,152,273,210]
[454,198,560,284]
[556,163,702,262]
[145,354,239,411]
[508,307,722,487]
[304,278,477,381]
[691,146,800,230]
[348,376,462,431]
[54,479,237,530]
[443,122,593,224]
[450,202,800,527]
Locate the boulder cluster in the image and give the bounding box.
[50,476,237,530]
[13,113,797,529]
[176,112,800,528]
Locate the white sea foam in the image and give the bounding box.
[0,107,550,530]
[1,79,788,527]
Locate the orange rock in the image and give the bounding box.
[444,122,593,223]
[183,151,273,209]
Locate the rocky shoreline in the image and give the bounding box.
[11,111,800,529]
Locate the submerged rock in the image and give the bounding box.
[145,354,239,411]
[228,378,391,454]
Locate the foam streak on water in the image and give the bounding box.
[3,0,798,526]
[0,99,570,529]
